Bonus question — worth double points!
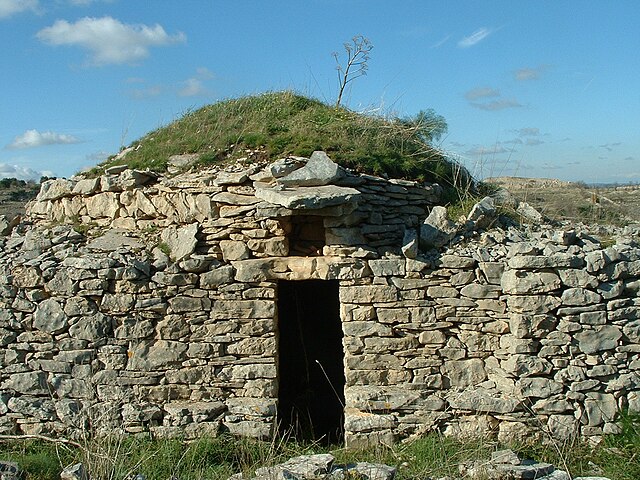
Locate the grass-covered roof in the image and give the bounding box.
[96,91,472,196]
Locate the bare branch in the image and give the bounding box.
[333,35,373,108]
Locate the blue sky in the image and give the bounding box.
[1,0,638,184]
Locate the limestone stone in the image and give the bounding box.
[85,192,120,218]
[518,377,563,398]
[516,202,546,223]
[439,255,477,269]
[466,196,496,229]
[501,270,561,294]
[507,295,562,314]
[72,177,100,195]
[352,462,396,480]
[443,359,486,388]
[584,392,617,426]
[127,340,188,371]
[169,296,211,313]
[561,288,602,306]
[502,355,552,377]
[447,387,520,413]
[69,313,112,341]
[479,262,505,285]
[11,265,43,288]
[255,184,360,210]
[339,285,397,303]
[369,259,405,277]
[558,268,599,288]
[622,319,640,343]
[277,151,343,187]
[37,178,73,201]
[267,156,306,178]
[401,229,419,259]
[100,293,135,313]
[418,330,446,344]
[220,240,251,261]
[7,396,55,420]
[161,223,198,262]
[212,191,260,205]
[343,321,392,337]
[575,325,622,354]
[508,254,584,269]
[225,397,277,417]
[210,299,274,319]
[33,298,68,334]
[460,283,500,299]
[420,206,457,249]
[3,372,48,395]
[548,414,578,440]
[200,265,235,287]
[533,396,572,414]
[247,237,288,256]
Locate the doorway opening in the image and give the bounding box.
[277,280,345,444]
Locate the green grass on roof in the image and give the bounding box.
[97,91,472,193]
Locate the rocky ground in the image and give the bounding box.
[484,177,640,226]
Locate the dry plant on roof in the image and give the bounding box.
[333,35,373,108]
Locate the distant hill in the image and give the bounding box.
[0,178,40,220]
[485,176,640,225]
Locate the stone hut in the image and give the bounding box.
[0,151,639,446]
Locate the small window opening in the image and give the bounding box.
[284,216,325,256]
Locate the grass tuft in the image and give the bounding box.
[4,423,639,480]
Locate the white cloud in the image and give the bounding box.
[6,129,81,149]
[458,28,492,48]
[430,34,450,49]
[178,67,214,97]
[36,16,186,66]
[517,127,541,137]
[178,78,208,97]
[465,145,510,156]
[68,0,114,5]
[0,0,39,18]
[469,99,522,111]
[525,138,544,146]
[514,65,550,81]
[465,87,500,101]
[128,84,163,99]
[0,163,53,181]
[599,142,622,151]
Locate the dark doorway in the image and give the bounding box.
[277,280,345,443]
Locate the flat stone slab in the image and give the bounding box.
[254,184,360,210]
[87,230,145,251]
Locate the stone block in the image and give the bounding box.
[33,298,68,334]
[339,285,397,303]
[501,270,561,295]
[127,340,188,371]
[576,325,622,354]
[443,359,486,388]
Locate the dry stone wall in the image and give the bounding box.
[0,154,639,446]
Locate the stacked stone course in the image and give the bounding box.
[0,154,638,446]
